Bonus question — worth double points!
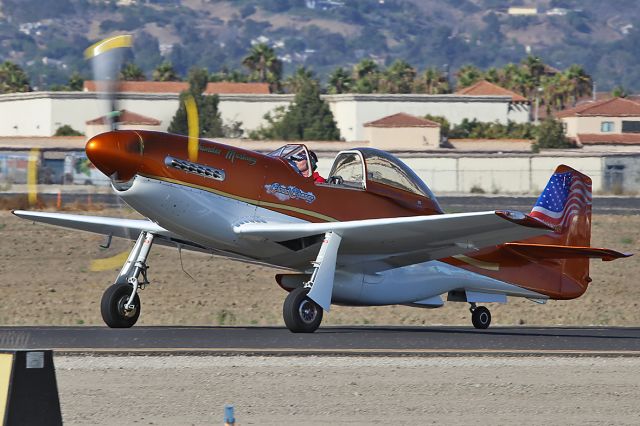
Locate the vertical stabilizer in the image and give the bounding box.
[529,165,592,247]
[527,165,593,294]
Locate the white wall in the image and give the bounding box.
[324,94,530,141]
[316,153,612,194]
[0,92,529,142]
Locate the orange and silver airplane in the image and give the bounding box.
[13,133,631,332]
[12,36,631,332]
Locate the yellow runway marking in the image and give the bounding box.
[90,251,130,272]
[0,353,14,421]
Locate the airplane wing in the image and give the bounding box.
[13,210,209,255]
[234,210,553,271]
[12,210,294,267]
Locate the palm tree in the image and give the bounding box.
[242,43,282,92]
[382,60,416,94]
[455,64,483,89]
[327,67,354,94]
[418,67,450,94]
[352,59,380,93]
[119,63,146,81]
[284,66,316,94]
[152,62,180,82]
[564,64,592,106]
[0,61,31,93]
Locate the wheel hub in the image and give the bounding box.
[117,295,137,318]
[298,300,318,324]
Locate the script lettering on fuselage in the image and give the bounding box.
[225,149,257,166]
[265,183,316,204]
[199,145,222,155]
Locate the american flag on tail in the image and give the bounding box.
[530,170,592,229]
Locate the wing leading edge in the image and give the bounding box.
[234,210,553,271]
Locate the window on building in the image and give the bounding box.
[621,121,640,133]
[601,121,615,132]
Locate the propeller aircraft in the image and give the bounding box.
[12,36,631,332]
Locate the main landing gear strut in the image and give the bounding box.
[100,231,154,328]
[282,232,341,333]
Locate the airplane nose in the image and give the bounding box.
[86,131,143,182]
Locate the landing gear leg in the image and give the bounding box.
[100,231,154,328]
[470,303,491,329]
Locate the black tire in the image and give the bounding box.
[471,306,491,329]
[100,284,141,328]
[283,287,323,333]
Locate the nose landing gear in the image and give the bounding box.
[100,231,154,328]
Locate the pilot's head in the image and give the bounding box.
[293,151,318,177]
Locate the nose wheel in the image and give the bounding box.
[101,284,141,328]
[100,231,154,328]
[470,304,491,329]
[283,287,323,333]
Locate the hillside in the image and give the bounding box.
[1,0,640,91]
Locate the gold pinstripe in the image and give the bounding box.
[140,174,338,222]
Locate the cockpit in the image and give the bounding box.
[269,144,439,203]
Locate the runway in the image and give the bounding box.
[1,326,639,356]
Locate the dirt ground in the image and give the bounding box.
[1,209,639,327]
[54,355,640,425]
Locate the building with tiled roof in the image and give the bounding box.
[85,109,163,138]
[456,80,528,103]
[556,97,640,148]
[364,112,440,128]
[83,81,271,94]
[363,112,441,150]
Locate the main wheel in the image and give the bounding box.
[471,306,491,329]
[100,284,141,328]
[283,287,323,333]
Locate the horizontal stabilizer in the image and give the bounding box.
[505,243,632,261]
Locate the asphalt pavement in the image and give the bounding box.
[1,326,639,356]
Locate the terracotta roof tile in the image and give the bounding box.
[455,80,528,102]
[556,97,640,118]
[86,110,161,125]
[83,81,270,94]
[363,113,440,128]
[577,133,640,145]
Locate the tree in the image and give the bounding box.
[242,43,282,92]
[168,67,223,138]
[455,64,482,89]
[417,67,450,94]
[119,63,146,81]
[284,66,315,94]
[54,124,83,136]
[152,62,180,82]
[533,117,572,151]
[381,60,416,94]
[68,72,84,91]
[327,67,354,94]
[352,59,380,93]
[564,64,592,106]
[612,86,628,98]
[0,61,31,93]
[253,77,340,141]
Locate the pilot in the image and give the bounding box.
[293,151,326,183]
